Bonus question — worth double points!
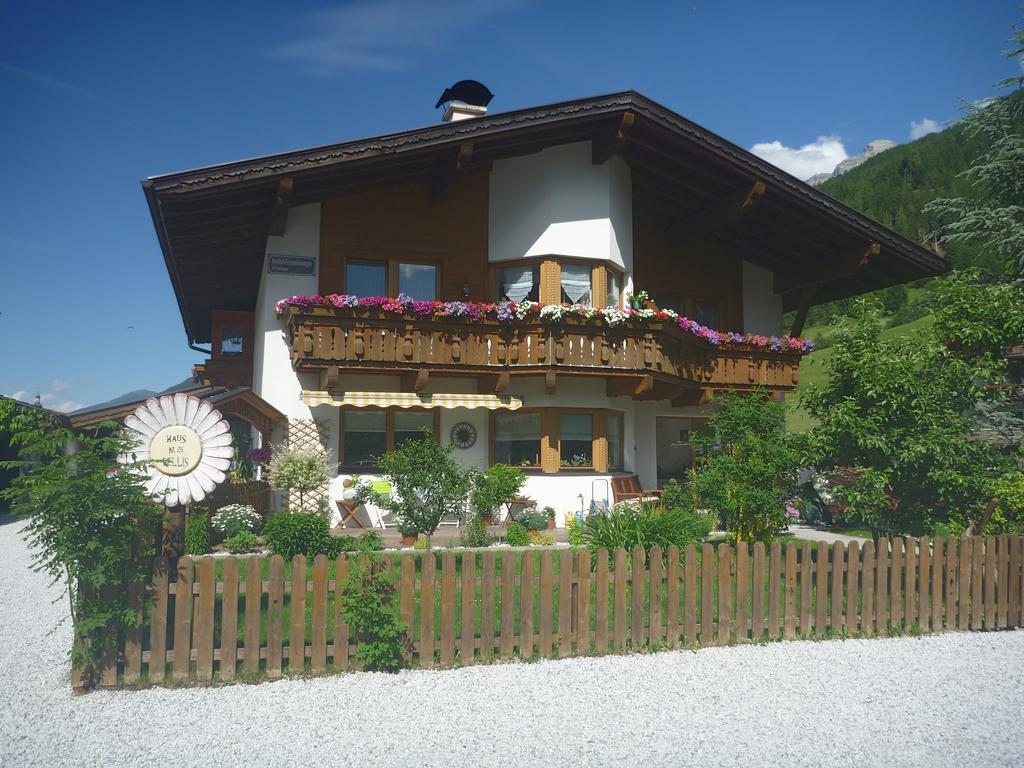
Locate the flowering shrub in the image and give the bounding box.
[211,504,262,538]
[784,501,801,521]
[246,447,272,464]
[275,293,815,354]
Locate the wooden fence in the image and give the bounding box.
[81,535,1024,689]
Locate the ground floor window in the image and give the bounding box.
[493,411,541,467]
[559,412,593,467]
[606,411,623,471]
[340,408,438,470]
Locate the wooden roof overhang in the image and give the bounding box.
[144,91,949,344]
[69,386,285,437]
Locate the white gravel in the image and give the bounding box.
[2,517,1023,768]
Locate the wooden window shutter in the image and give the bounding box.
[541,409,560,473]
[539,259,561,305]
[593,410,609,473]
[591,265,608,309]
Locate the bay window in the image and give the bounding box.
[340,408,439,469]
[559,412,593,467]
[493,411,541,467]
[495,264,539,303]
[559,262,593,306]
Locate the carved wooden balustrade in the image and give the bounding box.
[283,306,801,393]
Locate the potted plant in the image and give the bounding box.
[469,464,526,526]
[544,505,557,530]
[398,518,418,547]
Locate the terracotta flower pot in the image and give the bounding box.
[547,517,556,530]
[482,514,494,526]
[401,533,417,546]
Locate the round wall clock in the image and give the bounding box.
[450,421,477,449]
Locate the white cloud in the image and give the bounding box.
[6,387,83,413]
[275,0,527,74]
[748,135,849,180]
[909,117,942,140]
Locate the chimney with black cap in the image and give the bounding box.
[436,80,494,122]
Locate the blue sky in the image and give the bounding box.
[1,0,1020,411]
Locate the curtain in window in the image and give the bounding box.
[560,263,592,305]
[500,266,535,302]
[559,413,593,441]
[606,271,621,308]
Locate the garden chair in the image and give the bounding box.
[610,475,662,505]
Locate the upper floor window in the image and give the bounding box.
[692,300,721,329]
[345,259,438,301]
[220,326,245,357]
[606,269,622,309]
[560,263,592,306]
[495,264,539,303]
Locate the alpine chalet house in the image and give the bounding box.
[143,87,947,525]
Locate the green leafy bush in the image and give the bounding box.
[566,515,584,548]
[505,522,530,546]
[211,504,261,539]
[338,557,408,672]
[516,508,549,531]
[459,515,495,548]
[470,464,525,520]
[224,530,260,553]
[261,512,333,559]
[528,530,555,546]
[583,503,705,561]
[267,444,333,513]
[185,513,210,555]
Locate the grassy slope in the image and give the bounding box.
[786,314,935,433]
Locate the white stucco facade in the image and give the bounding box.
[741,260,784,336]
[488,141,634,292]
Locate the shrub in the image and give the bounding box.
[582,503,705,561]
[528,530,555,546]
[338,557,408,672]
[470,464,525,520]
[356,432,471,548]
[460,515,495,548]
[185,513,210,555]
[566,515,584,548]
[356,529,385,552]
[211,504,261,539]
[505,522,530,547]
[516,508,549,531]
[224,530,260,553]
[267,444,334,514]
[261,512,333,559]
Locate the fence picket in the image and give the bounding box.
[577,549,591,654]
[520,551,535,657]
[845,541,860,634]
[195,556,216,681]
[701,543,715,645]
[830,542,843,635]
[971,536,984,631]
[311,555,328,673]
[461,551,477,663]
[814,541,827,635]
[219,557,238,681]
[735,542,749,642]
[1009,537,1021,628]
[997,535,1010,629]
[799,542,811,636]
[631,547,645,649]
[539,550,554,657]
[918,536,930,632]
[440,552,456,667]
[613,548,627,651]
[684,544,697,646]
[768,541,781,639]
[500,550,515,658]
[289,556,306,673]
[559,548,574,657]
[245,559,262,673]
[149,558,169,684]
[889,538,903,632]
[718,543,732,645]
[875,538,888,637]
[985,537,997,630]
[480,551,496,660]
[266,555,284,678]
[944,539,957,631]
[595,549,609,653]
[904,537,916,630]
[172,556,194,682]
[931,538,944,631]
[783,542,797,640]
[334,556,350,669]
[123,579,144,685]
[861,541,875,636]
[399,556,415,665]
[752,542,765,640]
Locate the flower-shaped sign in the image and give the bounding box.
[124,393,233,507]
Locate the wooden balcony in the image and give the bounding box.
[283,305,801,397]
[193,357,253,389]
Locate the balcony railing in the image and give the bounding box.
[283,306,801,393]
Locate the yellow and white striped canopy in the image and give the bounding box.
[301,390,522,410]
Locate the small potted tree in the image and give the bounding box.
[266,444,334,514]
[398,518,418,547]
[544,505,557,530]
[470,464,526,525]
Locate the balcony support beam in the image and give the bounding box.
[318,365,339,391]
[401,369,430,392]
[670,180,765,248]
[789,284,817,338]
[477,371,510,393]
[606,375,654,398]
[545,370,557,395]
[431,142,474,205]
[268,177,294,237]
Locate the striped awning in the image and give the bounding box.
[301,391,522,410]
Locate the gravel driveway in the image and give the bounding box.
[2,517,1022,768]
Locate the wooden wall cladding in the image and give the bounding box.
[319,174,489,299]
[632,197,744,329]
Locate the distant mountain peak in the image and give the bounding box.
[808,139,897,186]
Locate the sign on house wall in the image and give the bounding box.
[123,393,233,507]
[268,254,316,275]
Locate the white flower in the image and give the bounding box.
[540,304,566,321]
[601,307,628,326]
[515,301,536,320]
